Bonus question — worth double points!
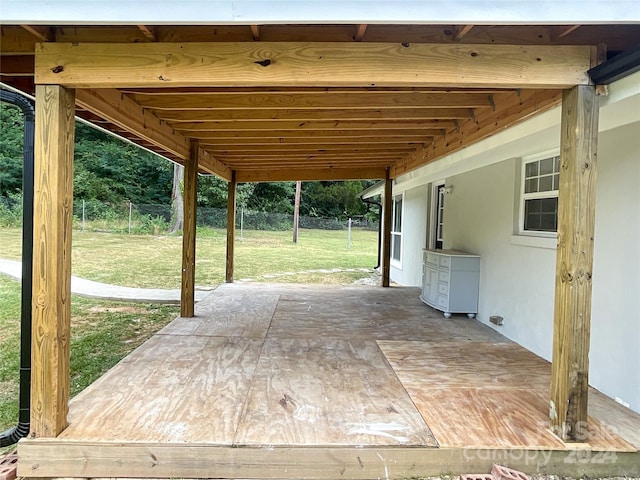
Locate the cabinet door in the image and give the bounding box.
[426,267,439,304]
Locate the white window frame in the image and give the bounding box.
[518,150,560,238]
[391,193,403,267]
[428,180,446,249]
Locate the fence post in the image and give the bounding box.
[347,217,352,251]
[128,201,132,234]
[82,199,85,232]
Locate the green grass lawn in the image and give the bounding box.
[0,227,378,437]
[0,227,378,288]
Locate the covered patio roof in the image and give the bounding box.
[2,22,640,181]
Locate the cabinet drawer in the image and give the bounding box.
[437,295,449,308]
[438,282,449,295]
[425,252,439,266]
[439,256,451,268]
[438,270,450,282]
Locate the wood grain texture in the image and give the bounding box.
[180,141,198,317]
[379,339,634,451]
[75,88,190,159]
[22,440,640,479]
[59,335,263,443]
[160,292,279,338]
[34,42,591,88]
[31,84,75,438]
[234,337,437,446]
[225,171,236,283]
[550,85,599,441]
[20,283,639,478]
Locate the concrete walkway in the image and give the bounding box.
[0,258,211,304]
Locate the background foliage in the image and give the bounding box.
[1,102,380,224]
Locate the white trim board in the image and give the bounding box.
[2,0,640,25]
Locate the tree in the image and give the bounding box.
[169,163,184,234]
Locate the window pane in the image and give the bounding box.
[525,178,538,193]
[540,213,557,231]
[540,157,554,175]
[539,175,553,192]
[554,156,560,172]
[524,197,558,232]
[393,197,402,232]
[392,233,401,261]
[553,173,559,190]
[525,161,539,178]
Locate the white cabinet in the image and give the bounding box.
[420,249,480,318]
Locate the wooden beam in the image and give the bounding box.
[74,88,190,159]
[200,136,431,146]
[154,107,476,122]
[16,440,640,478]
[137,25,157,41]
[250,25,261,41]
[21,25,54,42]
[225,171,237,283]
[31,84,75,437]
[354,24,368,42]
[180,141,199,318]
[198,148,233,181]
[172,120,455,132]
[133,92,494,110]
[34,42,592,88]
[453,25,474,41]
[235,167,386,183]
[189,129,442,139]
[392,89,563,177]
[381,170,392,287]
[550,85,599,441]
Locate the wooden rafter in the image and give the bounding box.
[453,25,474,41]
[551,25,581,41]
[34,42,592,88]
[137,25,157,41]
[250,25,261,41]
[20,25,54,42]
[236,167,387,182]
[354,24,368,41]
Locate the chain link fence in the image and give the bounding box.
[71,200,379,234]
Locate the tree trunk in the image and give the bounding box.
[293,180,301,243]
[169,163,185,234]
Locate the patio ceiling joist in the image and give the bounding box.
[73,88,233,180]
[34,42,592,88]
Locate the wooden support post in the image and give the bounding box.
[180,141,198,318]
[225,171,237,283]
[31,84,75,437]
[550,85,599,441]
[381,170,392,287]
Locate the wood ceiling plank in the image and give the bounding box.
[153,108,476,122]
[206,144,416,153]
[35,42,591,88]
[186,129,440,139]
[121,87,515,95]
[235,167,387,182]
[132,91,495,110]
[392,89,562,177]
[171,120,454,131]
[200,136,430,146]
